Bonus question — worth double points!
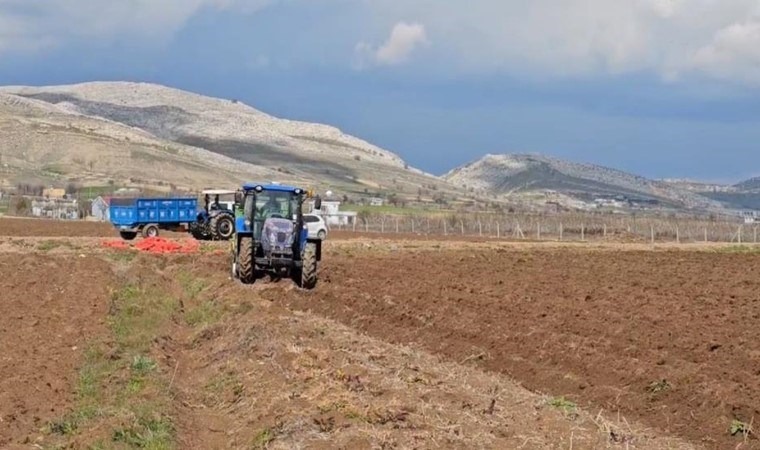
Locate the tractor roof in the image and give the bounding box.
[202,189,236,195]
[242,183,305,193]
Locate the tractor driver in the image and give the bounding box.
[211,194,220,211]
[259,195,284,219]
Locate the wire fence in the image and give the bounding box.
[329,213,757,244]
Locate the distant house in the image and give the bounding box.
[308,200,357,226]
[369,197,384,207]
[32,198,79,220]
[92,196,111,221]
[43,188,66,199]
[741,211,760,224]
[115,187,140,195]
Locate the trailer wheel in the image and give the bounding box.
[120,231,137,241]
[238,237,255,284]
[142,224,159,238]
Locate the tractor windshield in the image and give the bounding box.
[243,190,301,239]
[256,191,299,220]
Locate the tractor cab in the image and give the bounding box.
[231,183,322,289]
[202,189,236,213]
[189,189,237,241]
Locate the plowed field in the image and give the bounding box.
[1,217,757,448]
[269,248,760,448]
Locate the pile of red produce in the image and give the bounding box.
[101,237,200,254]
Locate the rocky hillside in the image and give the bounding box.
[734,177,760,193]
[0,82,452,199]
[0,92,276,191]
[445,154,722,211]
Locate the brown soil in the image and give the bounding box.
[0,217,118,237]
[2,218,745,448]
[165,255,690,449]
[267,247,760,449]
[0,254,114,448]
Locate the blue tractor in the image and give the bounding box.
[230,183,322,289]
[189,189,237,241]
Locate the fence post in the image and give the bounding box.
[604,224,607,238]
[676,225,680,244]
[365,221,369,233]
[443,220,447,236]
[581,223,585,241]
[497,223,500,238]
[739,226,743,244]
[478,221,482,236]
[704,228,707,243]
[381,220,385,234]
[353,220,357,232]
[411,220,415,234]
[651,225,655,244]
[461,220,465,235]
[396,217,399,233]
[755,227,757,244]
[537,222,541,240]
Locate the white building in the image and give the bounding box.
[91,196,111,221]
[742,211,760,224]
[308,200,357,226]
[31,198,79,220]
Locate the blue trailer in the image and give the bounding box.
[109,197,199,240]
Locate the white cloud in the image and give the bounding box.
[355,21,428,68]
[360,0,760,84]
[375,22,428,65]
[5,0,760,86]
[0,0,274,53]
[690,21,760,83]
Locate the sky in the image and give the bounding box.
[1,0,760,182]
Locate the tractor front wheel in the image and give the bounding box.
[190,223,211,240]
[238,237,255,284]
[299,242,318,289]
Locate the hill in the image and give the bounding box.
[444,153,722,211]
[0,82,454,202]
[660,177,760,211]
[734,177,760,193]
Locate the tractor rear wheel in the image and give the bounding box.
[211,213,235,240]
[238,237,255,284]
[299,242,318,289]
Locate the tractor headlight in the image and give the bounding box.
[244,219,251,228]
[254,185,263,193]
[294,188,302,195]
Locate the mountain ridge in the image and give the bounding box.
[0,81,455,201]
[444,153,724,211]
[0,81,753,214]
